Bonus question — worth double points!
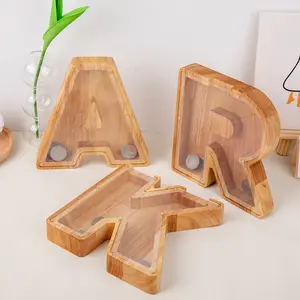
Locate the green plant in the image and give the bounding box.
[33,0,89,138]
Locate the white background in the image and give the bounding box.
[2,2,300,300]
[255,11,300,130]
[1,0,300,135]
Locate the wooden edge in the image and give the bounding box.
[276,139,292,156]
[280,129,300,139]
[275,130,300,178]
[71,57,116,70]
[37,57,149,170]
[0,127,13,164]
[47,166,224,294]
[37,150,149,170]
[276,129,300,156]
[290,137,300,178]
[172,67,186,172]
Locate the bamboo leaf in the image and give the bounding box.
[43,6,89,49]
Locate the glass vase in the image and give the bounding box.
[22,50,55,147]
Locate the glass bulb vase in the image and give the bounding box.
[22,50,55,147]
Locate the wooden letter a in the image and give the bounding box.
[37,57,149,169]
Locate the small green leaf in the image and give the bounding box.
[57,0,63,20]
[44,6,89,50]
[49,0,64,26]
[62,6,88,19]
[49,0,58,26]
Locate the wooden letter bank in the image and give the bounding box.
[173,64,280,218]
[47,166,224,294]
[37,57,149,169]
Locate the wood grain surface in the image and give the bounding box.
[276,130,300,178]
[37,57,149,169]
[47,166,224,294]
[172,64,280,218]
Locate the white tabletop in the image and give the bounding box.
[1,132,300,300]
